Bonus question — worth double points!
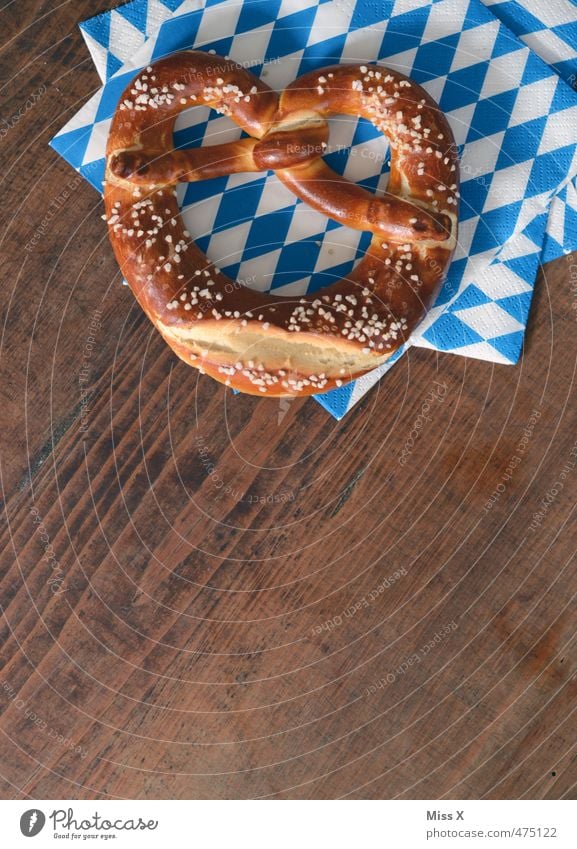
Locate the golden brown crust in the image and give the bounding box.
[104,51,459,397]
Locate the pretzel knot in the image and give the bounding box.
[104,51,459,397]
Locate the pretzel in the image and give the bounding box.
[104,51,459,396]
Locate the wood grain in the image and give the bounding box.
[1,1,577,800]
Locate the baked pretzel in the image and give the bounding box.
[104,51,459,396]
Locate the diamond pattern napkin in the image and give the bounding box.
[51,0,577,418]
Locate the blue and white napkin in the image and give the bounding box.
[51,0,577,419]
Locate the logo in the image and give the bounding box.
[20,810,45,837]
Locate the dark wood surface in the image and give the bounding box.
[1,1,577,801]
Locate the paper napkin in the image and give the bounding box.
[51,0,577,419]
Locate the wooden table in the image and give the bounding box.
[1,1,577,801]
